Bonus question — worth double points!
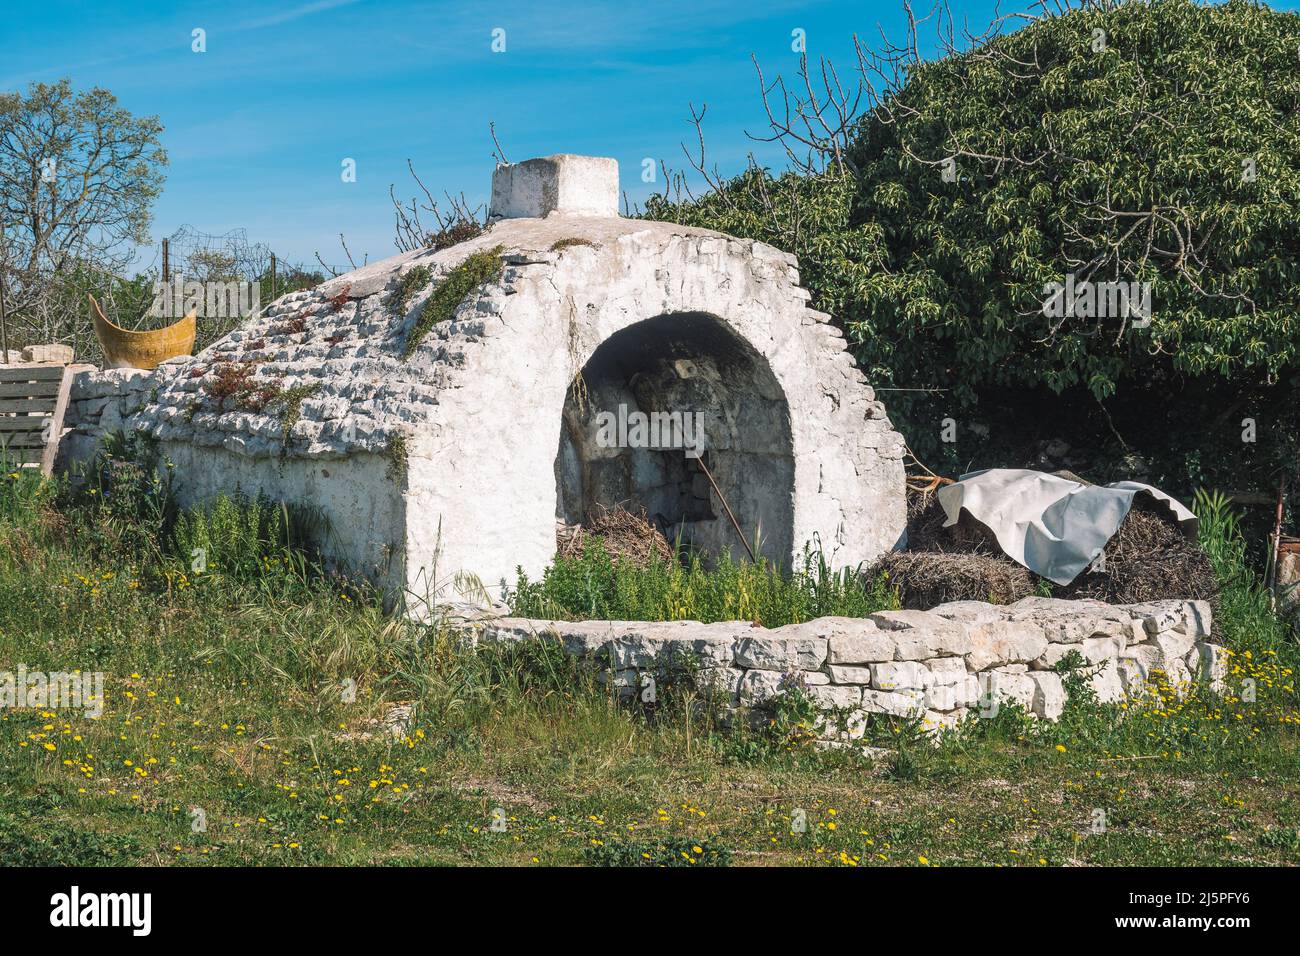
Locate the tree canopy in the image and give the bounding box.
[649,0,1300,406]
[0,79,167,350]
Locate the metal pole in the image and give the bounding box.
[161,238,170,284]
[269,253,276,300]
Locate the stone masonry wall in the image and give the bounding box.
[57,366,161,472]
[473,596,1224,737]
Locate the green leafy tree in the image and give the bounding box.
[845,0,1299,402]
[647,0,1299,492]
[0,79,167,352]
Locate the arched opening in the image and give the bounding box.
[554,312,795,565]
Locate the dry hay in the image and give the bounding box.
[1058,504,1219,610]
[556,504,674,568]
[876,550,1036,609]
[889,487,1219,610]
[904,491,1002,554]
[876,491,1033,607]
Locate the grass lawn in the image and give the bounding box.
[1,452,1297,867]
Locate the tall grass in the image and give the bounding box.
[171,492,316,585]
[506,540,898,625]
[0,455,1297,865]
[4,431,340,609]
[1194,488,1294,658]
[0,459,54,526]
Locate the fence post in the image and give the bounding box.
[162,238,170,284]
[269,253,277,300]
[0,222,9,362]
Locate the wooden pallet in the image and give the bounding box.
[0,364,74,476]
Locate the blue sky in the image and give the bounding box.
[0,0,1141,271]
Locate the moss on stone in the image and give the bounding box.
[549,237,596,252]
[401,247,504,360]
[384,431,408,484]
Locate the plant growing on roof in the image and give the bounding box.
[391,264,432,317]
[400,246,504,360]
[267,383,321,446]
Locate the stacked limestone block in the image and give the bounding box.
[475,597,1223,736]
[58,366,161,471]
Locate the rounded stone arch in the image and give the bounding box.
[554,309,796,565]
[400,217,907,598]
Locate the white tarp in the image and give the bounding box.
[935,468,1198,585]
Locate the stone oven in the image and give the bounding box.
[66,155,907,609]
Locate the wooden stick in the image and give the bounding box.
[40,366,73,477]
[1099,755,1162,762]
[1267,477,1285,602]
[694,454,756,562]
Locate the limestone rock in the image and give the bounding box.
[925,677,979,712]
[921,709,964,732]
[1088,658,1126,703]
[822,708,869,740]
[870,660,932,692]
[869,610,968,660]
[965,620,1049,672]
[490,154,620,220]
[604,621,743,669]
[737,669,786,703]
[821,618,896,664]
[697,666,744,698]
[805,684,863,710]
[826,664,874,685]
[929,601,1009,625]
[734,635,828,671]
[22,343,75,364]
[1028,672,1067,719]
[478,618,611,658]
[925,656,969,686]
[1185,643,1227,692]
[986,671,1036,711]
[1147,630,1197,662]
[860,688,925,718]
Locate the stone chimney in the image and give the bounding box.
[488,154,619,221]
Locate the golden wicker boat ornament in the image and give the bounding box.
[89,293,196,370]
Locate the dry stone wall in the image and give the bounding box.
[473,596,1224,736]
[58,366,161,472]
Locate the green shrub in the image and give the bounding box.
[62,429,178,563]
[655,0,1300,402]
[169,491,314,583]
[0,461,54,526]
